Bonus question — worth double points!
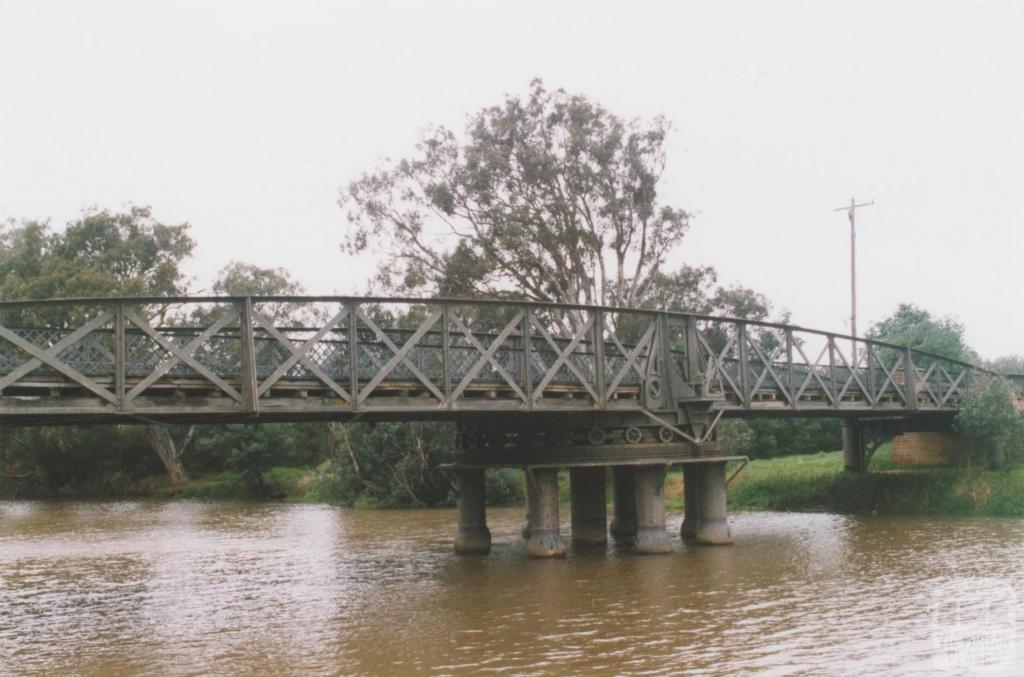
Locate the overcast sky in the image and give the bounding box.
[1,0,1021,359]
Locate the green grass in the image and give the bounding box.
[9,450,1024,517]
[723,446,1024,516]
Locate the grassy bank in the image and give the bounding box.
[716,446,1024,516]
[7,449,1024,517]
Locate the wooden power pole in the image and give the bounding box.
[833,196,873,364]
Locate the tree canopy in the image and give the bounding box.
[988,355,1024,376]
[865,303,973,362]
[206,260,306,324]
[0,206,194,302]
[211,261,304,297]
[0,207,195,327]
[343,79,695,307]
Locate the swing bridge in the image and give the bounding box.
[1,296,1017,555]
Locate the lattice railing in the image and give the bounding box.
[687,316,976,410]
[0,295,999,417]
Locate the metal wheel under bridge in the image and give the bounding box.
[0,296,1019,556]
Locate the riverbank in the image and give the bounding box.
[0,466,316,502]
[716,446,1024,516]
[5,448,1024,517]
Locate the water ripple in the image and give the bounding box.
[1,502,1022,675]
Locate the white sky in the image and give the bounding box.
[1,0,1021,359]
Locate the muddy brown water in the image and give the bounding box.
[1,501,1022,675]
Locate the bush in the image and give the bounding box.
[715,418,841,458]
[484,468,524,505]
[189,422,330,474]
[312,422,456,507]
[717,419,756,456]
[955,377,1024,468]
[0,425,161,494]
[195,425,283,497]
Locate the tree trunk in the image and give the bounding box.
[146,424,194,485]
[326,422,344,461]
[334,423,365,482]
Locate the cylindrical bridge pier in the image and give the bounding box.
[453,415,738,557]
[454,459,734,556]
[525,467,567,558]
[693,461,732,545]
[454,468,491,555]
[633,465,672,554]
[842,419,866,472]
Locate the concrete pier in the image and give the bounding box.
[609,466,638,545]
[694,461,732,545]
[522,469,537,539]
[633,465,672,554]
[453,468,491,554]
[569,467,608,546]
[525,467,566,558]
[842,419,865,472]
[680,463,703,542]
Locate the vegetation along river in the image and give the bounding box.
[1,502,1022,675]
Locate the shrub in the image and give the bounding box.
[715,418,841,458]
[484,468,524,505]
[955,377,1024,469]
[313,422,456,507]
[717,419,756,456]
[196,425,281,497]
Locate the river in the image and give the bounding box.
[1,501,1022,675]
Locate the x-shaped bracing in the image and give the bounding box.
[124,308,241,402]
[745,335,795,406]
[869,348,909,405]
[253,308,351,401]
[604,320,655,400]
[357,308,445,404]
[914,360,967,408]
[698,329,745,403]
[529,314,597,402]
[450,311,527,402]
[831,340,873,405]
[792,342,837,406]
[0,311,117,403]
[937,364,967,406]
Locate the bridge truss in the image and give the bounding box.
[0,295,1010,429]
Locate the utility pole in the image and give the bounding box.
[833,196,873,365]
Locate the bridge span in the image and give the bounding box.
[0,295,1015,556]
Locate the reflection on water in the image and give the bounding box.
[1,501,1022,675]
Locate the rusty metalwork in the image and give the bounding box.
[0,295,1014,427]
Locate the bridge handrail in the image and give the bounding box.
[0,294,996,376]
